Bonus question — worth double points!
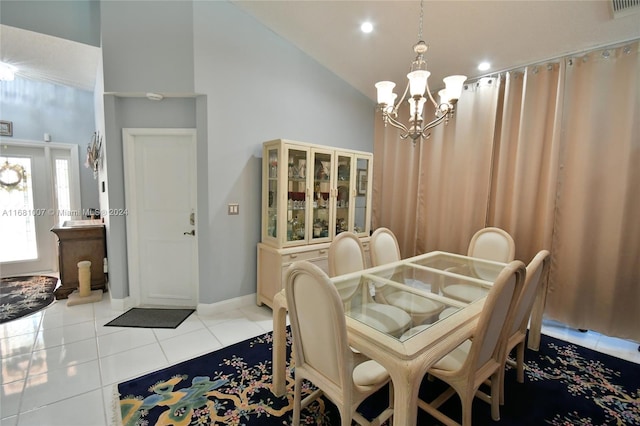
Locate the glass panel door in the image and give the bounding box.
[0,155,38,262]
[266,148,278,239]
[0,145,56,274]
[286,148,307,243]
[335,153,352,236]
[353,156,371,235]
[310,150,332,242]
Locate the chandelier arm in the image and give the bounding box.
[392,81,411,116]
[383,113,411,136]
[424,78,439,110]
[421,111,451,136]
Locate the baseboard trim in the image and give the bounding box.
[196,293,256,316]
[108,293,257,315]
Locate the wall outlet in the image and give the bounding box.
[228,203,239,215]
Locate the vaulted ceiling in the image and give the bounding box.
[1,1,638,99]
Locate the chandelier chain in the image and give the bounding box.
[418,0,424,41]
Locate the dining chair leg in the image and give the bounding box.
[490,372,501,421]
[293,375,302,426]
[461,389,474,426]
[516,341,526,383]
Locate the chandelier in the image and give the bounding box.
[375,0,466,142]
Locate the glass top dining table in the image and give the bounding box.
[270,251,522,426]
[336,251,506,343]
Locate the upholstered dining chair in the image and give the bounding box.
[285,261,394,426]
[328,231,370,277]
[441,227,516,303]
[370,227,445,324]
[328,231,412,336]
[417,260,526,426]
[498,249,550,405]
[370,227,402,266]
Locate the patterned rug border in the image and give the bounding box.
[114,328,640,426]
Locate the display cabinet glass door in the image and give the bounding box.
[353,156,371,236]
[310,149,333,243]
[335,153,353,236]
[286,148,308,243]
[266,148,279,240]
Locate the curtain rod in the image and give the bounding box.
[468,36,640,83]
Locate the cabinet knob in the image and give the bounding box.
[319,250,326,254]
[290,254,298,259]
[184,230,195,236]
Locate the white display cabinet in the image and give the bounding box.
[258,139,373,307]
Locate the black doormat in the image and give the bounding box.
[105,308,195,329]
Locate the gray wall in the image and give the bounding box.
[193,1,375,303]
[5,0,375,305]
[0,0,100,47]
[0,76,99,210]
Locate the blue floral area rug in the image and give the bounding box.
[116,328,640,426]
[0,275,57,324]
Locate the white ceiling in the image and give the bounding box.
[1,1,639,99]
[0,24,100,92]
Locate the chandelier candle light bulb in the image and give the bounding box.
[375,0,466,142]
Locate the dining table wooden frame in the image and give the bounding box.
[270,251,547,426]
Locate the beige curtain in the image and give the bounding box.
[546,43,640,340]
[373,41,640,341]
[373,78,501,257]
[373,109,421,257]
[415,78,502,255]
[488,66,563,264]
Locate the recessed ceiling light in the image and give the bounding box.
[478,62,491,72]
[360,22,373,34]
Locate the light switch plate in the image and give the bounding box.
[228,203,239,215]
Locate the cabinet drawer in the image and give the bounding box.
[282,248,328,264]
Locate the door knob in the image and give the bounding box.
[184,230,195,236]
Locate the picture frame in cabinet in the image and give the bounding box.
[357,169,367,195]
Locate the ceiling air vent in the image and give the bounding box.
[610,0,640,18]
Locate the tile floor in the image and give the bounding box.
[1,296,638,426]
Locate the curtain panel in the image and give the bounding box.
[415,78,502,255]
[488,66,563,264]
[372,40,640,341]
[547,43,640,340]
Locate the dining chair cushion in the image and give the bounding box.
[441,284,489,303]
[432,339,472,371]
[438,306,459,320]
[385,291,443,316]
[400,324,432,340]
[349,303,412,336]
[353,360,390,387]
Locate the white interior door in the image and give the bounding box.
[123,129,198,307]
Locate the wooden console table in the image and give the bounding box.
[50,224,106,299]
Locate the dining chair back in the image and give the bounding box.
[442,227,516,303]
[285,261,394,426]
[370,227,445,325]
[328,232,366,277]
[498,249,550,404]
[468,227,516,262]
[418,260,526,426]
[328,231,413,336]
[370,227,401,266]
